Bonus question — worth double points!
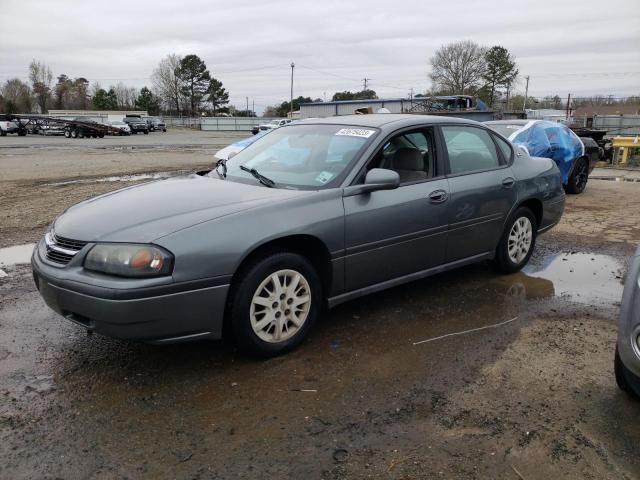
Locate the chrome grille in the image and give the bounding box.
[44,232,87,266]
[53,234,87,251]
[45,249,75,265]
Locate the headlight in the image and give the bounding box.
[84,244,173,277]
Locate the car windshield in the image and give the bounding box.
[487,123,524,139]
[221,124,377,189]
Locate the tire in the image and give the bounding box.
[227,251,322,357]
[143,130,149,135]
[132,131,137,135]
[18,130,26,136]
[70,129,78,139]
[99,133,104,138]
[163,128,167,132]
[565,157,588,194]
[64,129,70,138]
[493,206,537,273]
[615,346,640,399]
[0,128,6,137]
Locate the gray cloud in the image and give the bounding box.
[1,0,638,112]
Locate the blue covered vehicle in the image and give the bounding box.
[485,120,594,194]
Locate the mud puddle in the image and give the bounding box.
[0,243,35,268]
[523,252,624,307]
[43,170,189,186]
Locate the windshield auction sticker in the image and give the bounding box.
[335,128,376,138]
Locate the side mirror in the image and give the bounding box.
[343,168,400,197]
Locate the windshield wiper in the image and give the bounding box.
[239,165,275,188]
[214,159,227,178]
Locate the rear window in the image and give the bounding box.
[487,124,523,139]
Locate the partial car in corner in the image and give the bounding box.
[615,245,640,398]
[485,120,593,194]
[32,114,565,357]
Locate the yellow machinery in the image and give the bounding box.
[612,136,640,165]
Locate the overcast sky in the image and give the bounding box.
[1,0,638,113]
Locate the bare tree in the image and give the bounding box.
[151,54,183,115]
[106,82,138,109]
[429,40,486,95]
[1,78,33,113]
[28,59,53,113]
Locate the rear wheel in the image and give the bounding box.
[228,252,321,357]
[70,129,78,138]
[0,128,6,137]
[493,207,537,273]
[64,129,70,138]
[143,129,149,135]
[565,157,588,194]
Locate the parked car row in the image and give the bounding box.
[251,118,292,135]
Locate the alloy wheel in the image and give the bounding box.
[508,217,533,264]
[250,269,311,343]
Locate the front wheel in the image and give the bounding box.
[565,157,588,194]
[493,207,537,273]
[228,252,321,357]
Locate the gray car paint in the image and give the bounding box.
[617,246,640,378]
[32,114,565,343]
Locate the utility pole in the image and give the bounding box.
[290,62,295,118]
[566,93,571,119]
[522,75,530,112]
[246,96,249,116]
[363,78,371,91]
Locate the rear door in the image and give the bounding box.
[440,125,517,262]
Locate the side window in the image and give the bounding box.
[493,134,513,163]
[363,129,434,184]
[442,126,501,174]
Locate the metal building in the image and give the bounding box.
[299,98,416,118]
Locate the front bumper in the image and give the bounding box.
[31,241,229,343]
[617,249,640,379]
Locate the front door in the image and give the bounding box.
[343,128,450,292]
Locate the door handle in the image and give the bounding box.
[502,177,515,188]
[428,189,448,203]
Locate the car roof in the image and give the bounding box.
[484,119,530,125]
[295,113,478,129]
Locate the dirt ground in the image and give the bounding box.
[1,131,640,479]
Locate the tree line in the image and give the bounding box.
[0,54,230,117]
[1,46,638,117]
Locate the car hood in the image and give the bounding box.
[53,174,308,243]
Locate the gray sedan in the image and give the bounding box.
[32,114,565,356]
[616,246,640,397]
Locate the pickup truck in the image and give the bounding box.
[0,115,27,136]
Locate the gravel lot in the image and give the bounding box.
[1,130,640,479]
